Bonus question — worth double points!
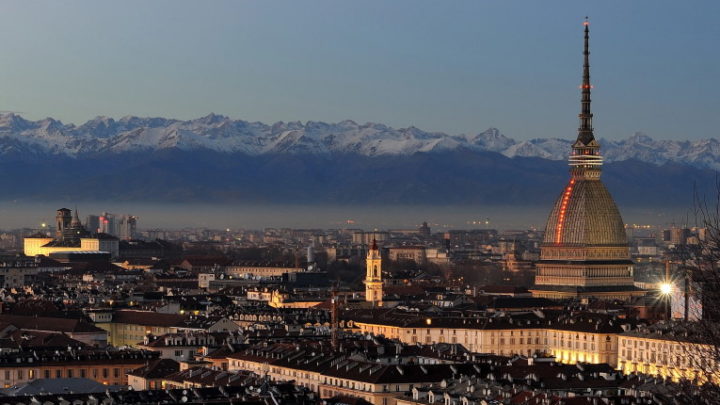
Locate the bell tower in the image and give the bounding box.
[364,239,383,305]
[55,208,72,240]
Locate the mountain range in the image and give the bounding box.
[0,113,716,206]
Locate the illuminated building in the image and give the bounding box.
[364,239,384,305]
[24,208,120,258]
[347,309,623,366]
[0,349,158,388]
[618,322,719,383]
[530,20,644,300]
[226,344,482,405]
[89,310,186,347]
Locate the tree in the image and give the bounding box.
[660,184,720,401]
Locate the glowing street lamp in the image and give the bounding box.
[660,282,673,296]
[659,282,673,321]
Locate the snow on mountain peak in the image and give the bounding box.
[0,114,717,169]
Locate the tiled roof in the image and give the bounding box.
[0,314,104,333]
[111,310,186,327]
[128,358,180,379]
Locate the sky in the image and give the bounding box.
[0,0,717,141]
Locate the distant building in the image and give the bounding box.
[0,256,39,288]
[99,212,117,236]
[118,215,138,240]
[387,246,426,264]
[663,227,691,246]
[86,215,100,234]
[364,239,383,306]
[635,237,658,257]
[351,231,389,245]
[24,208,119,258]
[418,221,431,238]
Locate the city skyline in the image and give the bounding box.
[0,1,718,141]
[0,4,718,402]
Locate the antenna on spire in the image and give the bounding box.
[569,17,603,170]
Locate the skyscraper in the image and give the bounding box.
[118,215,138,240]
[530,20,645,301]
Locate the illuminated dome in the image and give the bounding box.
[530,19,644,301]
[542,177,627,247]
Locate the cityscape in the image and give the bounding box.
[0,2,718,405]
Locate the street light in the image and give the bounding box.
[660,282,673,296]
[659,282,673,321]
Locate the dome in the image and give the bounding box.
[542,177,627,246]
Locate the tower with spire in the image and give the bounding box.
[364,239,384,305]
[569,17,603,174]
[530,19,645,301]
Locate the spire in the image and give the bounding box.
[569,17,602,171]
[371,238,378,251]
[577,17,593,145]
[71,207,81,227]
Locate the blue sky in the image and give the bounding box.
[0,0,717,140]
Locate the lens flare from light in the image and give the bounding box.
[660,282,673,295]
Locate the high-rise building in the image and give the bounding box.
[530,20,645,301]
[364,239,383,305]
[99,212,116,236]
[86,215,100,234]
[118,215,138,240]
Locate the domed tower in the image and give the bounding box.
[62,208,90,242]
[364,239,384,306]
[530,19,645,301]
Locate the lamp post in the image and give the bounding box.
[659,282,673,320]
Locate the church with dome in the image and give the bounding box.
[530,20,646,301]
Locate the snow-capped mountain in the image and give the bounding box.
[1,113,718,169]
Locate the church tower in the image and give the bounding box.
[530,19,645,300]
[364,239,383,305]
[55,208,72,240]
